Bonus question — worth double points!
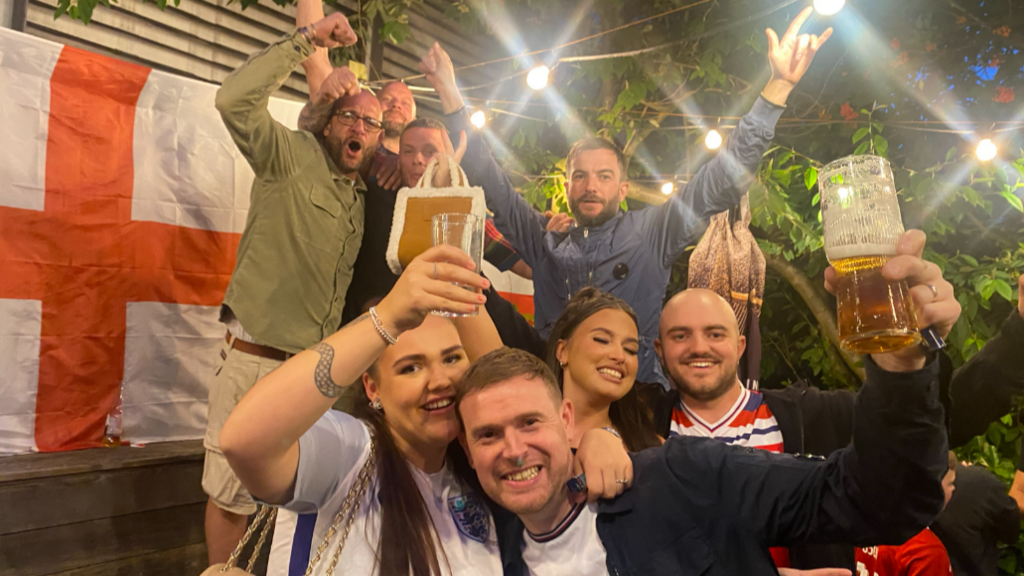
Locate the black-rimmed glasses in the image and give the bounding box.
[333,110,383,132]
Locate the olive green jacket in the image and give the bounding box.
[216,31,365,354]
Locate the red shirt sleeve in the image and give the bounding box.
[897,530,952,576]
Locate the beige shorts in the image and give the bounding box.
[202,339,283,515]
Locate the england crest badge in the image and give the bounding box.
[448,493,490,543]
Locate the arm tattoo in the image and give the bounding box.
[311,342,345,398]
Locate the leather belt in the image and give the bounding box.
[225,331,291,361]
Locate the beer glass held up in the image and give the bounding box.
[431,213,484,318]
[820,155,921,354]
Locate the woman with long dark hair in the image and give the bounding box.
[219,245,629,576]
[546,287,663,452]
[457,287,661,452]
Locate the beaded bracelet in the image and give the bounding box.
[369,307,398,345]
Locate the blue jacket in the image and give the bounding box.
[444,97,785,385]
[496,357,948,575]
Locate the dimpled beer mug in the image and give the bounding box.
[820,154,921,354]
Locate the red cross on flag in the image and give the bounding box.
[0,28,306,454]
[0,28,535,456]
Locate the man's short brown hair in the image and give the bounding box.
[566,137,627,180]
[455,348,561,422]
[402,117,447,137]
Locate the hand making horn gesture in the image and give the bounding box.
[766,6,833,88]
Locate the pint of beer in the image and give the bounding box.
[820,155,921,354]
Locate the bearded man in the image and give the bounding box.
[423,8,833,385]
[203,14,380,566]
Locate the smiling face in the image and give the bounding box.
[322,91,383,177]
[656,289,745,403]
[363,315,468,460]
[459,376,575,520]
[566,148,628,227]
[399,126,445,187]
[556,308,639,407]
[378,81,416,139]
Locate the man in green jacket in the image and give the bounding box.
[203,14,381,564]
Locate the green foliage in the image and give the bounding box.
[459,5,1023,567]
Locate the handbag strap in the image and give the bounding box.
[416,156,468,188]
[221,505,277,572]
[303,439,378,576]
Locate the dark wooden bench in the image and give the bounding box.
[0,441,209,576]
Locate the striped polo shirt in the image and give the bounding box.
[669,387,784,453]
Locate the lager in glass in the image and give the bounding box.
[820,155,920,354]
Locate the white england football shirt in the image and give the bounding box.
[264,410,501,576]
[521,502,608,576]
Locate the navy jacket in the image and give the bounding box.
[497,357,948,575]
[444,97,785,385]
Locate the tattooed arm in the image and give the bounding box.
[219,245,488,504]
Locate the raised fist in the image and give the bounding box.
[311,13,357,48]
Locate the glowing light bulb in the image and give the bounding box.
[976,138,997,162]
[705,129,723,150]
[527,65,550,90]
[661,182,675,195]
[813,0,845,16]
[470,110,486,129]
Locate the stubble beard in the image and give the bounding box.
[568,195,619,228]
[670,363,738,403]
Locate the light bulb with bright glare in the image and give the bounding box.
[813,0,845,16]
[661,182,675,195]
[527,65,550,90]
[470,110,486,129]
[705,129,723,150]
[976,138,997,162]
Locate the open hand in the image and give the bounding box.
[766,7,833,88]
[375,245,489,334]
[431,130,468,188]
[311,67,360,106]
[310,13,358,48]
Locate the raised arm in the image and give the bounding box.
[419,42,549,267]
[453,306,504,362]
[296,0,333,96]
[646,7,831,266]
[216,13,356,179]
[219,246,488,503]
[670,231,958,547]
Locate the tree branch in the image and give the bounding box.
[763,253,866,382]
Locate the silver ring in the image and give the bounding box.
[615,478,628,484]
[433,262,438,280]
[926,283,938,298]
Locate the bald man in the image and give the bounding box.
[648,231,1016,570]
[205,15,378,565]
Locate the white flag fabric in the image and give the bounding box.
[0,28,533,455]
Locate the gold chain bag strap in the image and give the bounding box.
[199,505,277,576]
[198,439,377,576]
[303,439,377,576]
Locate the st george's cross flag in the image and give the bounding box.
[0,27,534,455]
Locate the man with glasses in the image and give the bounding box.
[202,14,381,566]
